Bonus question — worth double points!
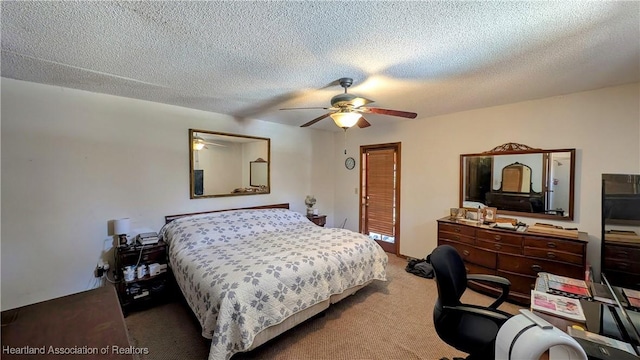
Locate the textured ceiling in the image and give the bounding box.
[2,1,639,131]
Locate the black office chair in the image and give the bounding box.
[431,245,513,360]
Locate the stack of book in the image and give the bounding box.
[543,273,592,300]
[137,232,159,245]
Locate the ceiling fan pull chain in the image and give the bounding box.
[344,129,348,154]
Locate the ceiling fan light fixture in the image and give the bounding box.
[330,111,362,129]
[193,140,205,150]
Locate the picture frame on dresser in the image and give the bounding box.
[464,207,481,221]
[483,207,497,222]
[450,208,466,219]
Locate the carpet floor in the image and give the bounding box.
[125,255,522,360]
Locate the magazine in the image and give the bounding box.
[547,280,591,298]
[543,273,592,299]
[546,273,590,288]
[623,288,640,309]
[530,290,586,322]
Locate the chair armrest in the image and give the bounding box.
[467,274,511,309]
[443,304,511,324]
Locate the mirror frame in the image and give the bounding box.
[459,143,576,221]
[189,129,271,199]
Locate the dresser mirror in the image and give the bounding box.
[460,143,576,220]
[601,174,640,289]
[189,129,270,198]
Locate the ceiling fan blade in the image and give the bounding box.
[363,107,417,119]
[357,117,371,128]
[300,113,331,127]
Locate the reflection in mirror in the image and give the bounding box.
[460,143,575,220]
[250,159,268,187]
[189,129,270,198]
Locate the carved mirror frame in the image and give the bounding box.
[460,143,576,220]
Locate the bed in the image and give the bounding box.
[160,203,388,360]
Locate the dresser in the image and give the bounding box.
[437,217,588,304]
[601,174,640,289]
[307,214,327,227]
[602,240,640,289]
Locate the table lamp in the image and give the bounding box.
[114,218,130,247]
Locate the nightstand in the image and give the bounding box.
[307,214,327,227]
[115,241,169,314]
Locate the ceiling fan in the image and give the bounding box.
[280,77,417,129]
[192,136,226,150]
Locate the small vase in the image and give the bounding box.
[307,208,314,216]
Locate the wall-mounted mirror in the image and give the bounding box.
[189,129,270,198]
[250,159,268,187]
[460,143,576,220]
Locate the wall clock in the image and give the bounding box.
[345,157,356,170]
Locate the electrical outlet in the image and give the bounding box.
[95,261,106,278]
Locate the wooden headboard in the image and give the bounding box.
[164,203,290,224]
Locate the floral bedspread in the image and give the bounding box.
[160,208,388,360]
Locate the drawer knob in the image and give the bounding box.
[547,242,557,248]
[494,244,502,250]
[617,251,629,258]
[531,264,543,272]
[454,235,460,241]
[494,235,502,241]
[547,252,556,259]
[454,228,461,233]
[618,263,630,270]
[463,250,470,256]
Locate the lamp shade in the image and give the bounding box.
[330,111,362,128]
[114,218,130,235]
[193,140,205,150]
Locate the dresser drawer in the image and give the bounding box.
[438,231,475,245]
[498,253,583,279]
[523,248,583,265]
[477,229,523,247]
[440,240,497,269]
[602,269,640,289]
[604,244,640,261]
[464,262,496,276]
[603,258,640,274]
[477,239,521,255]
[439,223,476,238]
[523,237,584,254]
[497,270,536,295]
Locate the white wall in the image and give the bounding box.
[2,79,638,310]
[334,83,640,275]
[0,78,335,310]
